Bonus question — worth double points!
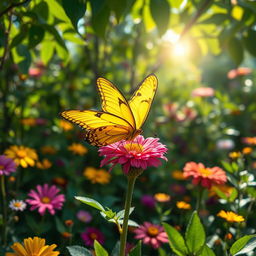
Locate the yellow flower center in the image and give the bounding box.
[90,233,98,240]
[0,165,4,169]
[16,150,27,158]
[13,202,22,208]
[147,226,159,236]
[41,197,51,204]
[199,168,212,177]
[124,143,143,153]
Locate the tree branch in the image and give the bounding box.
[0,0,30,18]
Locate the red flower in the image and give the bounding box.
[81,227,105,247]
[183,162,227,189]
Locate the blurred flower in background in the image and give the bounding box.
[68,143,88,155]
[227,67,252,79]
[81,227,105,247]
[9,199,27,211]
[192,87,215,97]
[140,195,156,209]
[76,210,93,223]
[0,155,16,176]
[217,210,244,223]
[83,167,111,184]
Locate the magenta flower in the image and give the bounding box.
[26,184,65,215]
[76,210,92,223]
[134,222,168,249]
[81,227,105,247]
[0,155,16,176]
[141,195,156,209]
[99,135,167,174]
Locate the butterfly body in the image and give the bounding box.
[61,74,158,147]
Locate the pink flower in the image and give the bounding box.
[0,155,16,176]
[227,67,252,79]
[134,222,168,249]
[76,210,92,223]
[141,195,156,209]
[99,135,167,174]
[26,184,65,215]
[81,227,105,247]
[183,162,227,189]
[28,67,44,78]
[192,87,215,97]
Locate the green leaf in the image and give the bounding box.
[40,40,55,65]
[227,37,243,66]
[110,241,120,256]
[62,0,87,30]
[116,207,135,219]
[149,0,170,36]
[28,25,45,48]
[15,45,31,74]
[199,13,227,25]
[200,244,216,256]
[221,161,234,173]
[89,0,110,37]
[45,0,70,22]
[75,196,105,211]
[94,240,109,256]
[106,0,127,22]
[233,237,256,255]
[163,222,188,256]
[230,235,256,256]
[67,245,92,256]
[185,211,206,254]
[129,240,141,256]
[243,29,256,57]
[55,217,66,233]
[33,1,49,23]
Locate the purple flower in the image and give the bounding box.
[26,184,65,215]
[76,210,92,223]
[81,227,105,247]
[0,155,16,176]
[141,195,156,209]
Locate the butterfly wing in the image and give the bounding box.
[61,110,133,146]
[128,74,158,129]
[97,77,136,129]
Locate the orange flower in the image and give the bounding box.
[59,120,73,131]
[209,184,235,198]
[21,118,37,126]
[217,210,244,223]
[225,233,233,240]
[242,137,256,145]
[171,170,186,180]
[41,146,57,155]
[36,159,52,169]
[242,147,253,155]
[229,151,241,159]
[154,193,171,202]
[183,162,227,189]
[176,201,191,210]
[68,143,88,155]
[83,167,111,184]
[227,67,252,79]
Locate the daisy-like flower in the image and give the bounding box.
[9,199,26,211]
[99,135,167,174]
[26,184,65,216]
[6,237,59,256]
[217,210,245,223]
[191,87,215,97]
[83,167,111,184]
[68,143,88,155]
[4,145,38,168]
[77,210,92,223]
[0,155,16,176]
[183,162,227,189]
[176,201,192,210]
[134,222,168,249]
[154,193,171,203]
[81,227,105,247]
[37,159,52,169]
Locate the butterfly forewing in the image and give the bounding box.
[129,74,158,129]
[97,78,136,128]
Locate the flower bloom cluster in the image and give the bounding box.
[0,155,16,176]
[6,237,59,256]
[26,184,65,215]
[99,135,167,174]
[217,210,245,223]
[134,222,168,249]
[183,162,227,189]
[81,227,105,246]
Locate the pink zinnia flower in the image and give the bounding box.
[141,195,156,209]
[227,67,252,79]
[192,87,215,97]
[183,162,227,189]
[0,155,16,176]
[134,222,168,249]
[99,135,167,174]
[81,227,105,247]
[26,184,65,215]
[76,210,92,223]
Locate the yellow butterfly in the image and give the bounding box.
[60,74,158,147]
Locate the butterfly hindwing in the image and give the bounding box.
[129,74,158,129]
[97,77,136,128]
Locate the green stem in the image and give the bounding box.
[119,175,137,256]
[196,187,203,211]
[1,175,7,246]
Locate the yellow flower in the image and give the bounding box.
[154,193,171,202]
[4,145,38,168]
[176,201,191,210]
[83,167,111,184]
[242,147,253,155]
[68,143,88,155]
[229,151,241,159]
[7,237,59,256]
[171,170,186,180]
[41,146,57,155]
[217,210,244,223]
[21,118,37,126]
[59,120,73,131]
[209,184,235,198]
[37,159,52,169]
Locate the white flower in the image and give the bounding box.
[9,199,26,211]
